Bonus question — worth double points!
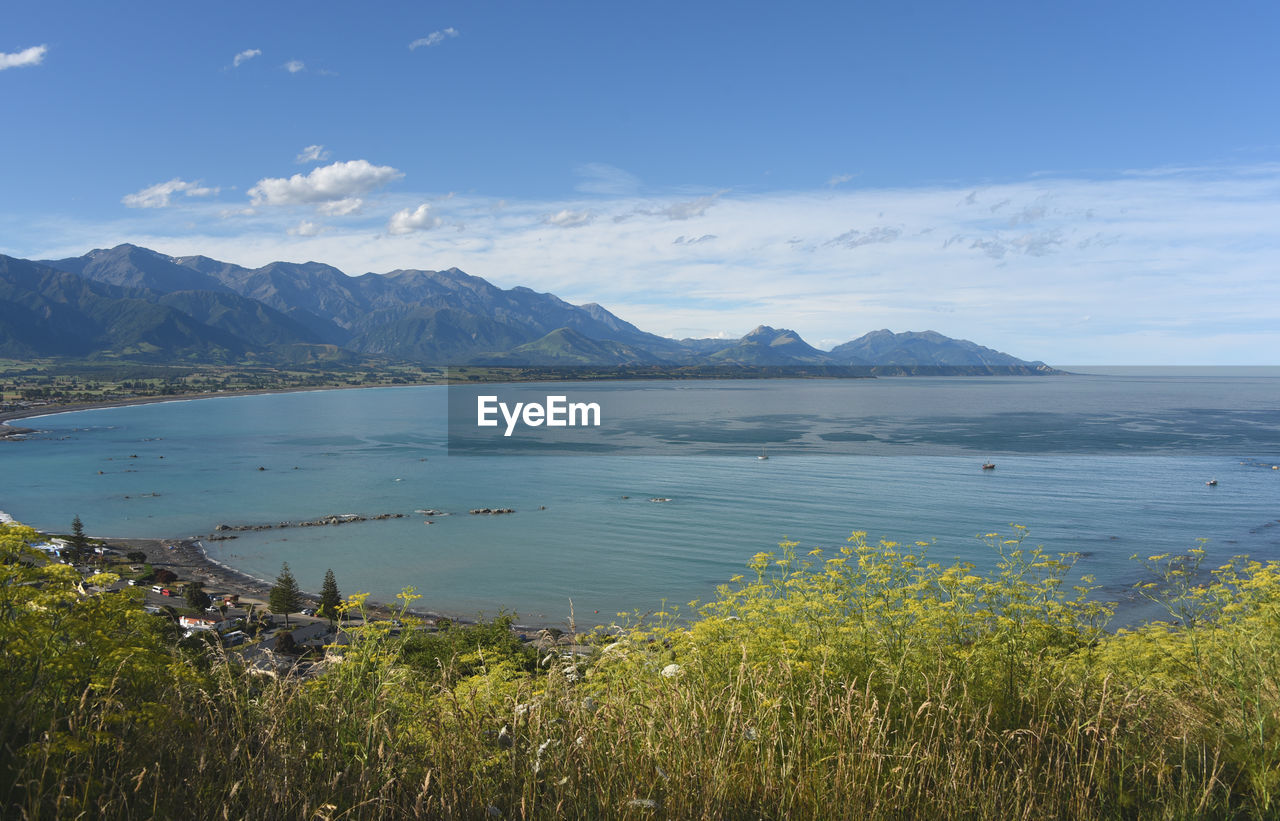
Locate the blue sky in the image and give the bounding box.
[3,1,1279,364]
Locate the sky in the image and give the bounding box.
[3,1,1279,364]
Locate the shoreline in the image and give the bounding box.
[98,533,507,628]
[0,367,1078,437]
[0,383,432,436]
[10,514,563,632]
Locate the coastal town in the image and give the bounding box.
[10,514,351,675]
[3,509,580,681]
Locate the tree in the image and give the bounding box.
[126,550,147,563]
[269,562,302,626]
[319,568,342,624]
[185,581,212,612]
[69,515,91,564]
[273,630,298,655]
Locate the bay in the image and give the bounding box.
[3,372,1278,625]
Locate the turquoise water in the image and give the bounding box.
[3,375,1278,625]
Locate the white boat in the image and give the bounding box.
[758,448,769,461]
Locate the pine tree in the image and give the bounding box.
[319,568,342,624]
[269,562,302,627]
[69,515,90,564]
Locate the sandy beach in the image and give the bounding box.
[114,536,279,611]
[105,533,475,626]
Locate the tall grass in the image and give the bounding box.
[2,522,1277,819]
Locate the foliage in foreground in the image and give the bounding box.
[1,522,1278,819]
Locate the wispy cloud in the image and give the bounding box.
[296,145,331,164]
[575,163,642,196]
[409,28,459,50]
[826,173,855,187]
[639,191,725,221]
[122,178,219,208]
[232,48,261,68]
[0,45,47,70]
[1007,204,1046,226]
[544,209,594,228]
[825,226,902,249]
[284,60,306,74]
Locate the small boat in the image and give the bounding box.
[758,448,769,461]
[1206,479,1218,486]
[982,462,996,470]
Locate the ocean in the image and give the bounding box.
[3,371,1278,626]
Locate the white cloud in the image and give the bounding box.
[248,160,403,207]
[544,209,594,228]
[319,198,363,217]
[232,48,261,68]
[284,60,306,74]
[826,173,855,187]
[296,144,331,164]
[122,178,219,208]
[0,45,47,70]
[288,220,324,237]
[647,192,725,221]
[22,164,1280,364]
[409,28,459,50]
[388,204,439,234]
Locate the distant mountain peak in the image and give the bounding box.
[13,243,1054,372]
[829,329,1045,368]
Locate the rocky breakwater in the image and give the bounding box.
[469,508,515,515]
[208,512,405,540]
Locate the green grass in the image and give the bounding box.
[2,522,1277,819]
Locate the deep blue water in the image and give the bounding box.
[3,373,1278,625]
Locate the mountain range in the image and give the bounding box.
[0,244,1053,372]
